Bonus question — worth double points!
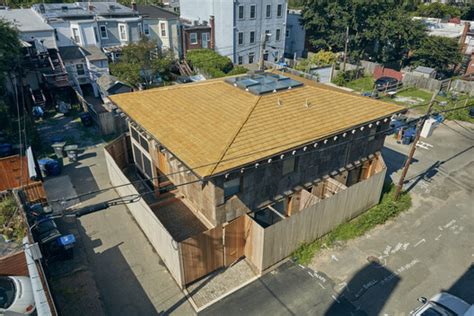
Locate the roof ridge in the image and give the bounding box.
[208,95,262,176]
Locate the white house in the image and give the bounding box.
[180,0,288,65]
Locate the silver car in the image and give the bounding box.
[411,292,473,316]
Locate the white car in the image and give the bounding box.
[0,276,35,315]
[411,292,474,316]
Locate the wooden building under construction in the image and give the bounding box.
[105,71,404,287]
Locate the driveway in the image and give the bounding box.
[201,120,474,315]
[44,145,194,315]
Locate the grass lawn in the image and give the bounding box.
[344,76,374,92]
[292,184,411,265]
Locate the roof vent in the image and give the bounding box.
[61,6,68,11]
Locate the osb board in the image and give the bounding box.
[110,72,404,178]
[180,226,224,285]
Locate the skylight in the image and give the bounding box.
[225,72,304,95]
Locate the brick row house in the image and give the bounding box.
[106,71,404,286]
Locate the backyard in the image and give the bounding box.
[341,76,474,123]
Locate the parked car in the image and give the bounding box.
[375,76,401,92]
[0,276,35,314]
[410,292,474,316]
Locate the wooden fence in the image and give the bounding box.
[74,89,119,135]
[104,137,185,287]
[245,157,387,272]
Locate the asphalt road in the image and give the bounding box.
[201,120,474,316]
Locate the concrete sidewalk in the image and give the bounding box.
[45,145,194,316]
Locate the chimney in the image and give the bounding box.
[88,0,93,11]
[131,0,137,12]
[209,15,215,50]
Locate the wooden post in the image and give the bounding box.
[394,89,439,200]
[342,26,349,72]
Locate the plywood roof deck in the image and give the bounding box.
[110,71,405,178]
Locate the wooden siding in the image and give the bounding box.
[0,155,29,191]
[224,216,246,266]
[246,156,387,272]
[181,226,224,285]
[0,251,28,276]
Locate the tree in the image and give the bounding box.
[0,20,21,89]
[364,10,426,67]
[301,1,426,66]
[310,50,336,66]
[416,3,461,18]
[109,37,174,88]
[461,4,474,20]
[410,36,462,75]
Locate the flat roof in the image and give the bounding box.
[0,9,53,32]
[110,71,404,178]
[136,4,178,20]
[32,2,136,20]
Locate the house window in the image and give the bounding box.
[190,32,197,45]
[286,29,290,37]
[238,5,244,20]
[202,32,210,49]
[144,23,150,36]
[238,32,244,45]
[265,29,271,41]
[276,29,281,41]
[118,24,127,41]
[224,177,241,198]
[138,23,143,37]
[250,5,256,19]
[76,63,85,76]
[368,128,376,141]
[248,52,255,64]
[238,55,243,65]
[160,22,166,37]
[282,157,296,175]
[249,31,255,44]
[133,144,153,180]
[266,4,271,18]
[277,4,283,17]
[72,27,80,43]
[100,25,108,39]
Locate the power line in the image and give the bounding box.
[47,103,473,213]
[48,117,406,205]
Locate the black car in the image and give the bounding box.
[375,76,400,92]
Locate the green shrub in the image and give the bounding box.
[227,66,248,76]
[187,49,233,74]
[0,197,16,227]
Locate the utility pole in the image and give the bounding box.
[342,26,349,72]
[259,32,269,71]
[394,89,439,201]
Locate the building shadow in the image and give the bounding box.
[381,146,418,181]
[325,262,400,316]
[76,218,159,315]
[444,264,474,304]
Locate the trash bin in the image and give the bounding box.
[51,142,66,159]
[80,113,93,127]
[38,158,61,177]
[64,145,79,162]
